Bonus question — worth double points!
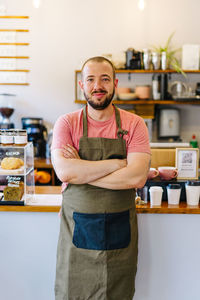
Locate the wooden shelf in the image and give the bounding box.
[0,83,29,85]
[0,15,30,87]
[0,29,29,32]
[75,69,200,108]
[75,69,200,74]
[75,99,200,105]
[0,56,29,59]
[0,43,29,45]
[0,69,29,72]
[0,16,29,19]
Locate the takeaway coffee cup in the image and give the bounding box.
[148,168,159,180]
[185,181,200,206]
[149,186,163,206]
[167,184,181,205]
[158,166,178,181]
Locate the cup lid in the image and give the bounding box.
[167,184,181,189]
[186,181,200,186]
[149,186,163,190]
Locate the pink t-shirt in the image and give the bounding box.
[52,107,151,154]
[52,107,151,190]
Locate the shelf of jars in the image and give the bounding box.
[75,69,200,106]
[75,99,200,105]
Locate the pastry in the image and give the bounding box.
[34,170,51,184]
[1,157,24,170]
[3,182,24,201]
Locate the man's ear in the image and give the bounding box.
[114,78,118,89]
[78,80,84,90]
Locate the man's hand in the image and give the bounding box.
[62,144,80,159]
[89,152,151,190]
[51,148,127,184]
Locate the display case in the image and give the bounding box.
[0,142,34,205]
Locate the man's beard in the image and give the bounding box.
[84,89,115,110]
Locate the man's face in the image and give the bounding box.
[79,61,118,110]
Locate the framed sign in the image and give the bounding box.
[176,148,199,180]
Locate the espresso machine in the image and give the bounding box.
[125,48,142,69]
[21,117,47,158]
[0,93,15,129]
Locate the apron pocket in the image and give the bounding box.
[106,210,130,250]
[72,210,130,250]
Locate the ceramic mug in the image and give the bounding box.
[158,166,178,181]
[148,168,159,180]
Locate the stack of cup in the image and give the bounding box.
[149,186,163,206]
[185,181,200,206]
[167,184,181,205]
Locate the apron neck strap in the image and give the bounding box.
[114,105,128,139]
[82,104,128,138]
[83,105,88,137]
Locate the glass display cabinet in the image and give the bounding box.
[0,142,35,205]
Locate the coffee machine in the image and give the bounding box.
[125,48,142,69]
[21,117,47,158]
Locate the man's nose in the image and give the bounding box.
[93,79,102,90]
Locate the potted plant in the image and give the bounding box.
[152,32,185,76]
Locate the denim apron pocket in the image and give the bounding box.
[72,210,130,250]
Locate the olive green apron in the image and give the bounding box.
[55,105,138,300]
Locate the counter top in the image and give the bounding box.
[0,186,200,213]
[136,201,200,214]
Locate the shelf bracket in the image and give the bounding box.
[128,72,131,81]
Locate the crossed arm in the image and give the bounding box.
[51,144,151,190]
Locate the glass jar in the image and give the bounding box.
[1,129,14,145]
[14,129,28,146]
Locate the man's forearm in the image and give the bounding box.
[89,153,150,190]
[52,149,126,184]
[88,167,144,190]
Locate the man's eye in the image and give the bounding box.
[102,78,109,82]
[87,78,93,82]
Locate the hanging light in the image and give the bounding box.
[33,0,41,8]
[138,0,146,11]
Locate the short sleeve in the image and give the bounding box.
[51,115,73,151]
[127,117,151,154]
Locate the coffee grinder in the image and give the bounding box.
[21,117,48,158]
[0,93,15,129]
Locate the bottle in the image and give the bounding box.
[161,51,167,70]
[143,49,151,70]
[190,134,198,148]
[152,74,161,100]
[151,52,160,70]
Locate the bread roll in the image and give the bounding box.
[1,157,24,170]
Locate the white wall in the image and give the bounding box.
[1,0,200,142]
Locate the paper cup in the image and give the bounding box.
[167,184,181,205]
[149,186,163,206]
[185,184,200,206]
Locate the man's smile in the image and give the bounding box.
[92,90,107,99]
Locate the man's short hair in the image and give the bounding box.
[81,56,116,80]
